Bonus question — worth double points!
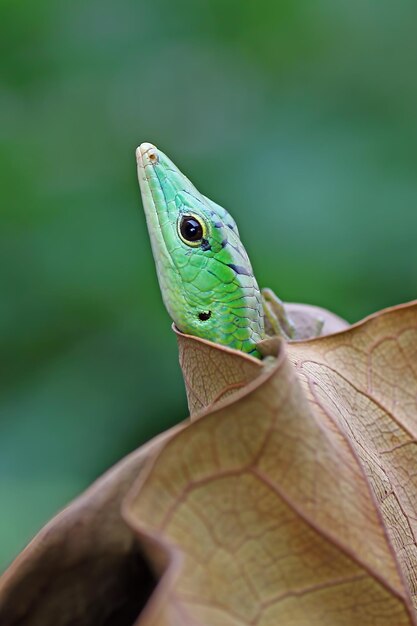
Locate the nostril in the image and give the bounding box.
[148,150,158,163]
[136,142,158,164]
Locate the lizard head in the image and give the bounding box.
[136,142,264,356]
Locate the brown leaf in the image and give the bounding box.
[288,301,417,616]
[173,324,263,417]
[123,302,417,625]
[3,301,417,625]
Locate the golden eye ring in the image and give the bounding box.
[177,213,207,247]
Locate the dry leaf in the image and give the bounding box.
[174,324,263,417]
[288,301,417,617]
[2,301,417,626]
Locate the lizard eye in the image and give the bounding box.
[178,215,205,246]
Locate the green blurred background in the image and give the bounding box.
[1,0,417,571]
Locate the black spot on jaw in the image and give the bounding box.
[213,221,223,229]
[227,263,251,276]
[227,223,234,230]
[201,238,211,251]
[198,310,211,321]
[221,239,228,248]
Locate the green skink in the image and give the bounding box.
[136,142,298,358]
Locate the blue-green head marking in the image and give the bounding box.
[136,142,265,356]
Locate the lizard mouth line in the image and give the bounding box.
[136,143,168,232]
[136,143,182,275]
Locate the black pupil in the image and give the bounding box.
[180,216,203,242]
